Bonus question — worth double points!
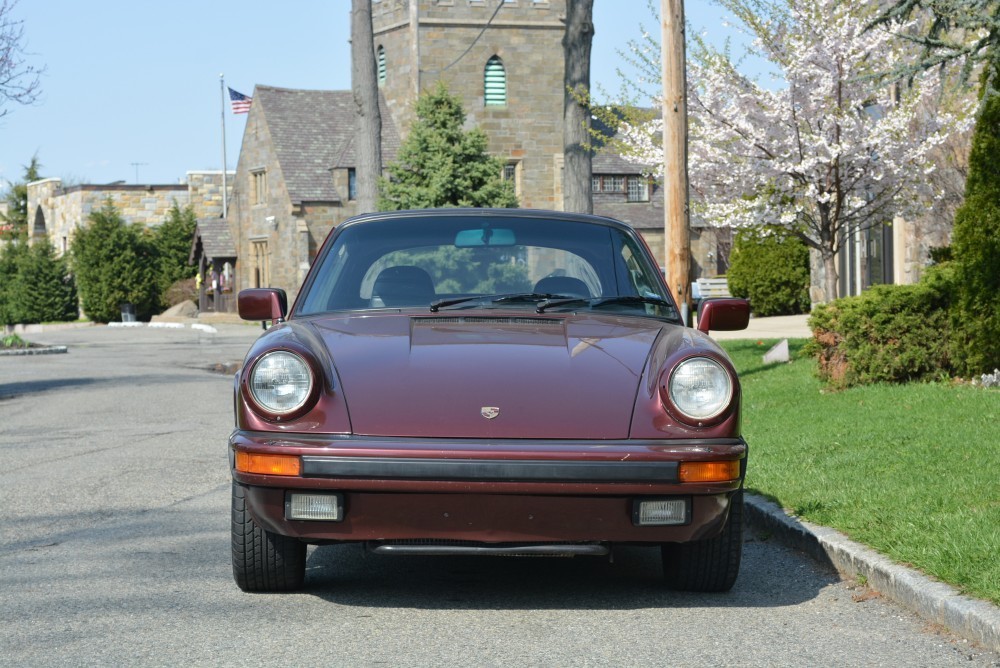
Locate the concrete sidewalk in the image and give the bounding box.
[706,313,812,340]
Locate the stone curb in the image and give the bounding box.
[0,345,68,357]
[745,493,1000,653]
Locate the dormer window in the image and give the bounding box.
[592,175,651,203]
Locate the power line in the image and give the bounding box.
[420,0,505,75]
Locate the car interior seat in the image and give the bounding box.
[370,265,436,307]
[533,276,592,298]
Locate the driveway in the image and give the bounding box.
[1,324,995,666]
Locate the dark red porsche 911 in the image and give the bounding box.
[230,208,751,592]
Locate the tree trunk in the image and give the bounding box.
[562,0,594,214]
[352,0,382,213]
[822,249,839,303]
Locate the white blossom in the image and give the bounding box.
[615,0,975,299]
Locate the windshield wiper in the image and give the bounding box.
[592,295,675,309]
[430,293,557,312]
[535,294,676,314]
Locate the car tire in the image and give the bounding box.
[661,490,743,592]
[231,482,306,592]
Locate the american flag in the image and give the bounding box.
[229,87,252,114]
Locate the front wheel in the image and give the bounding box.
[231,483,306,592]
[661,490,743,592]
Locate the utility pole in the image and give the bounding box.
[661,0,691,325]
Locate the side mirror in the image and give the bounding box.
[697,298,750,333]
[238,288,288,325]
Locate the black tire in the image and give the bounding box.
[661,490,743,592]
[231,482,306,592]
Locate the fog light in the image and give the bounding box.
[286,493,343,521]
[633,498,689,526]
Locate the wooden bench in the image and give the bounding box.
[691,277,731,313]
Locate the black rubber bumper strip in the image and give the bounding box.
[301,456,679,483]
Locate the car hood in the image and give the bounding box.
[306,312,670,439]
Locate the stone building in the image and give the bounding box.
[223,86,400,305]
[216,0,727,310]
[26,172,231,256]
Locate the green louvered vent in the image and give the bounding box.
[377,46,386,85]
[484,56,506,106]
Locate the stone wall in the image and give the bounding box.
[26,172,232,256]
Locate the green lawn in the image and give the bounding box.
[722,339,1000,605]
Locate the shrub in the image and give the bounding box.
[8,240,77,324]
[0,236,77,326]
[0,236,29,327]
[71,202,159,323]
[152,203,198,306]
[726,227,810,316]
[808,267,955,388]
[949,65,1000,376]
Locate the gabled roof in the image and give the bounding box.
[253,85,400,204]
[190,217,236,263]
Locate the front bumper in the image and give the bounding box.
[230,430,746,544]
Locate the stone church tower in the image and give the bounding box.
[371,0,567,210]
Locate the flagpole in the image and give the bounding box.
[220,73,228,219]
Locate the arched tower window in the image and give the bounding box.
[484,56,506,106]
[32,205,46,239]
[377,46,386,86]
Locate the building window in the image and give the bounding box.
[592,175,624,193]
[626,176,650,202]
[502,161,521,198]
[251,169,267,205]
[484,56,507,106]
[251,239,270,288]
[377,46,386,86]
[348,168,357,201]
[592,174,650,202]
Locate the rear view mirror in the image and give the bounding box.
[238,288,288,325]
[455,227,516,247]
[697,298,750,333]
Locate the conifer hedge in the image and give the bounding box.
[949,68,1000,376]
[71,202,160,323]
[726,227,811,316]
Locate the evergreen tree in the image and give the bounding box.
[378,82,518,210]
[71,201,159,322]
[727,227,811,316]
[0,235,28,326]
[1,155,42,239]
[152,202,198,302]
[8,240,77,324]
[950,67,1000,375]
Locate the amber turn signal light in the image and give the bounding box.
[235,451,301,476]
[678,460,740,483]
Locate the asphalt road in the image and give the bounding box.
[1,324,997,667]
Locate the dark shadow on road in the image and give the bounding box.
[302,534,836,611]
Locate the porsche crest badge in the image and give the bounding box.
[480,407,500,420]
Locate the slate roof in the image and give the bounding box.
[190,218,236,263]
[594,197,664,231]
[253,85,400,204]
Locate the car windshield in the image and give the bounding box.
[294,213,678,322]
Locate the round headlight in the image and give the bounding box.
[668,356,733,421]
[249,351,313,415]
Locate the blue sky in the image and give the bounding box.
[0,1,751,189]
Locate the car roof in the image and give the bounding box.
[336,208,637,234]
